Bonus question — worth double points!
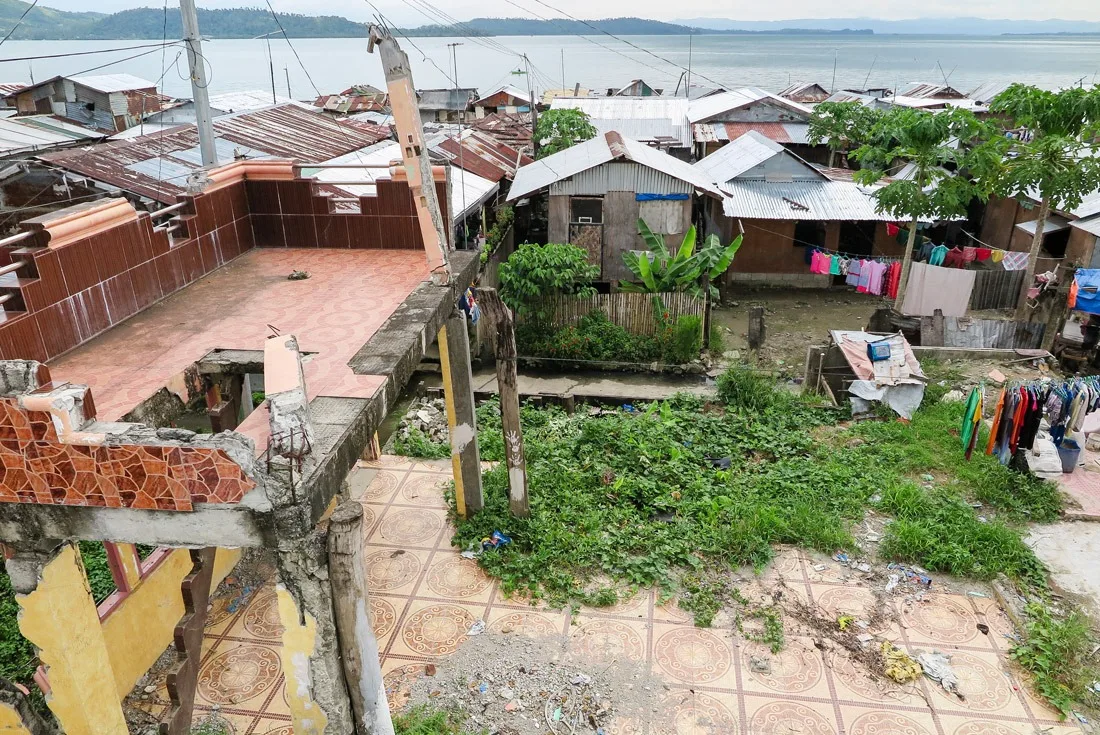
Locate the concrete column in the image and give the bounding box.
[9,542,127,735]
[438,312,483,517]
[273,531,353,735]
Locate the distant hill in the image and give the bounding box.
[0,0,369,39]
[398,17,700,37]
[676,16,1100,35]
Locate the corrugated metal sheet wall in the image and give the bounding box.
[969,269,1026,311]
[64,101,115,132]
[551,162,693,196]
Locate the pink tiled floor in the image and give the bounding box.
[137,457,1085,735]
[49,249,430,422]
[1057,448,1100,519]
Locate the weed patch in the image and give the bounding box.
[393,705,480,734]
[1012,603,1100,716]
[393,427,450,459]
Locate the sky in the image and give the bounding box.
[35,0,1100,23]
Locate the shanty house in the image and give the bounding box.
[688,88,823,162]
[506,131,723,282]
[695,131,912,287]
[474,86,532,118]
[979,189,1100,268]
[5,74,174,133]
[549,97,692,156]
[609,79,662,97]
[418,88,478,123]
[778,82,830,105]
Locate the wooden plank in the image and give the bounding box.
[160,548,217,735]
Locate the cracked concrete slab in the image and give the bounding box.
[1027,521,1100,616]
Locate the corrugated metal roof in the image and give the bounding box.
[778,82,830,102]
[1071,191,1100,220]
[0,115,101,156]
[899,83,966,99]
[721,180,921,221]
[475,85,532,106]
[822,91,892,109]
[549,96,692,147]
[211,90,294,113]
[968,81,1014,105]
[471,112,533,151]
[693,122,811,145]
[687,87,812,124]
[71,73,157,93]
[40,103,391,202]
[1071,215,1100,238]
[418,88,477,111]
[541,88,591,105]
[551,163,695,197]
[589,117,678,144]
[507,131,722,202]
[0,83,25,96]
[433,130,531,182]
[1016,215,1072,235]
[313,94,385,114]
[694,131,785,184]
[311,141,497,222]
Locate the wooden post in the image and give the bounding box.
[328,502,393,735]
[161,548,216,735]
[438,312,484,518]
[748,306,766,352]
[478,288,529,518]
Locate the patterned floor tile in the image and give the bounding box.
[567,614,650,664]
[363,547,430,596]
[898,593,989,649]
[936,714,1037,735]
[395,470,450,509]
[661,688,741,734]
[841,705,939,735]
[358,456,415,472]
[739,636,831,699]
[196,639,283,709]
[823,645,926,708]
[353,467,405,505]
[743,696,840,735]
[811,583,880,620]
[369,505,448,547]
[921,650,1029,719]
[485,606,568,638]
[381,658,433,713]
[651,622,737,689]
[388,599,485,659]
[420,551,496,603]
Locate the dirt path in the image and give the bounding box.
[711,289,885,374]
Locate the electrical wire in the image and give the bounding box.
[0,41,182,64]
[0,0,39,51]
[64,44,184,79]
[526,0,729,89]
[263,0,321,97]
[361,0,456,86]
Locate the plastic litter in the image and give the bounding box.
[918,652,960,695]
[838,615,855,630]
[708,456,732,470]
[622,404,635,413]
[834,552,850,564]
[882,642,922,683]
[460,550,478,559]
[478,682,489,694]
[571,674,592,686]
[976,623,990,635]
[481,531,512,551]
[885,574,900,593]
[888,563,932,587]
[467,620,486,636]
[966,591,989,598]
[552,707,562,722]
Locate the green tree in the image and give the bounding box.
[808,100,885,168]
[498,243,598,325]
[533,109,598,159]
[852,107,992,310]
[620,220,743,299]
[984,84,1100,319]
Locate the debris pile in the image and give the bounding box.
[396,397,450,444]
[400,632,667,734]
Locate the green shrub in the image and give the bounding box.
[660,315,703,364]
[499,243,598,325]
[78,541,116,604]
[717,365,796,413]
[708,323,726,355]
[394,705,475,734]
[0,565,37,689]
[1012,603,1100,716]
[393,428,450,459]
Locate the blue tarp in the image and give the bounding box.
[636,193,689,201]
[1075,269,1100,315]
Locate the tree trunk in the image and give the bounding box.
[478,288,529,518]
[1016,198,1051,319]
[893,217,920,312]
[828,148,837,169]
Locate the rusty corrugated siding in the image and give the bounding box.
[40,104,392,203]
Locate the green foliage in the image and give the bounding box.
[534,109,599,159]
[708,324,726,355]
[0,565,38,691]
[516,310,704,365]
[393,428,450,459]
[480,206,515,265]
[394,705,482,734]
[808,100,886,166]
[191,716,233,735]
[852,106,993,223]
[1012,603,1100,716]
[251,391,266,408]
[716,364,799,413]
[499,243,599,324]
[621,222,742,299]
[661,315,703,365]
[136,545,158,560]
[78,541,116,605]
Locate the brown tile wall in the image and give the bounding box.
[245,177,449,250]
[0,181,253,363]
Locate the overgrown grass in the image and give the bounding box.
[1012,603,1100,716]
[393,427,450,459]
[394,705,481,734]
[78,541,116,604]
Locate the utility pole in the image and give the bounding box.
[266,33,277,105]
[447,42,463,90]
[180,0,217,167]
[686,33,692,98]
[524,54,538,154]
[560,48,565,91]
[285,67,292,99]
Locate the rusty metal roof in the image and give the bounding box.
[434,130,532,183]
[313,94,388,114]
[470,112,533,152]
[40,103,391,203]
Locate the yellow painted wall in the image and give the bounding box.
[102,547,241,699]
[0,701,33,734]
[276,585,327,735]
[16,543,128,735]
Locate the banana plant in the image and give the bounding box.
[621,218,743,298]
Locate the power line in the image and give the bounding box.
[0,41,182,65]
[360,1,456,85]
[0,0,40,50]
[526,0,728,89]
[67,44,184,79]
[502,0,678,86]
[263,0,321,97]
